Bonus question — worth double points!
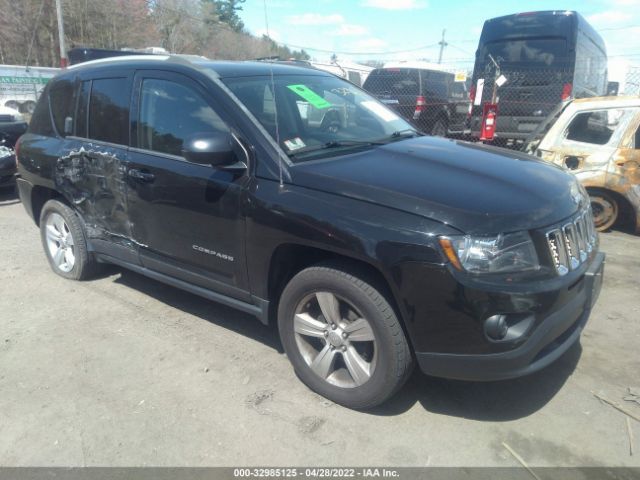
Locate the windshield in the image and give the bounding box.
[222,74,416,161]
[480,38,568,68]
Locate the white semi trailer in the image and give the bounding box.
[0,64,59,114]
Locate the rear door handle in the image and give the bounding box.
[128,169,155,182]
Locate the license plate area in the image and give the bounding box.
[584,253,605,308]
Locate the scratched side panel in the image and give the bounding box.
[55,141,135,245]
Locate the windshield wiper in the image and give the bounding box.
[388,129,424,139]
[286,131,423,158]
[287,140,383,158]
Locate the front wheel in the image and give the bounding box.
[590,190,618,231]
[278,264,413,409]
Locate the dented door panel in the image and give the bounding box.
[54,140,133,244]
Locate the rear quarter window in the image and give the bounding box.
[28,84,54,136]
[49,78,76,136]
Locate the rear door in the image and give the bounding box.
[126,69,250,299]
[54,72,134,259]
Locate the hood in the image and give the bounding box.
[292,137,583,235]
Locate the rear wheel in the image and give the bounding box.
[278,264,413,409]
[39,200,98,280]
[590,190,618,231]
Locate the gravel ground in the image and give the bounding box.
[0,188,639,467]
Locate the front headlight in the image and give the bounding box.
[439,231,540,274]
[13,113,25,122]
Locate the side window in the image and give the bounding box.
[137,78,228,157]
[28,84,55,136]
[565,109,626,145]
[76,80,91,138]
[49,79,76,136]
[88,77,129,145]
[635,125,640,149]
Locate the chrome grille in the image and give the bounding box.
[545,208,597,276]
[0,115,14,122]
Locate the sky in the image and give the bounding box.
[240,0,640,69]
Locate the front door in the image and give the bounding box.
[126,70,250,300]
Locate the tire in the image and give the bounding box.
[430,118,447,137]
[589,190,618,231]
[39,199,98,280]
[278,263,413,409]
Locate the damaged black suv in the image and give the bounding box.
[16,56,605,409]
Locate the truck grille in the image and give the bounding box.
[545,208,597,276]
[0,115,15,122]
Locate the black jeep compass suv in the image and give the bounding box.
[15,55,605,409]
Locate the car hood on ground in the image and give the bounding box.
[291,137,581,235]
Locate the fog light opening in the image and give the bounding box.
[484,314,508,341]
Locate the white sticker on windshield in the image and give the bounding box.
[360,101,400,122]
[284,137,306,151]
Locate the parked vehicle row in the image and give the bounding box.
[362,61,469,137]
[15,55,604,408]
[468,10,608,144]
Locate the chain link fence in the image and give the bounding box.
[359,61,640,150]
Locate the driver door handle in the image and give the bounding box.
[128,168,155,182]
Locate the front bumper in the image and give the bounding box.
[416,252,605,381]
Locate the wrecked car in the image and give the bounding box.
[15,55,604,409]
[536,96,640,232]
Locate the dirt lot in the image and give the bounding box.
[0,188,639,467]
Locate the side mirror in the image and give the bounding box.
[182,132,238,167]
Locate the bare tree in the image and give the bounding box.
[0,0,308,67]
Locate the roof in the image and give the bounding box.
[382,60,451,72]
[571,96,640,109]
[65,55,330,78]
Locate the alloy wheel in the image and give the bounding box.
[45,213,76,273]
[293,291,377,388]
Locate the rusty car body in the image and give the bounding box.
[536,96,640,232]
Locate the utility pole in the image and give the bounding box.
[437,29,447,64]
[55,0,68,68]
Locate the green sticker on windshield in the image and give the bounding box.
[287,84,332,109]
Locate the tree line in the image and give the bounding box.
[0,0,310,67]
